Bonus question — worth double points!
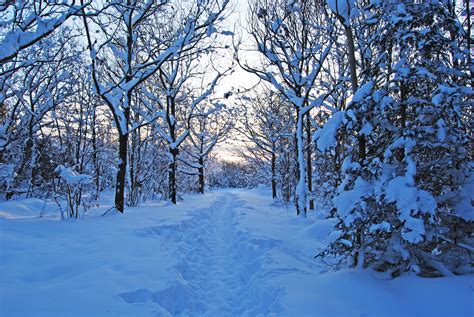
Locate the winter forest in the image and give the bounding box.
[0,0,473,316]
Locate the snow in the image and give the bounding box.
[455,171,474,221]
[369,221,391,233]
[351,80,374,103]
[0,199,57,220]
[432,93,443,106]
[386,177,418,212]
[333,176,369,221]
[55,165,92,185]
[1,188,472,316]
[384,136,417,159]
[359,121,373,136]
[1,17,63,62]
[326,0,354,26]
[436,118,446,142]
[313,111,346,152]
[295,109,307,215]
[384,174,437,243]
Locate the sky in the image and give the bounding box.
[76,0,259,163]
[212,0,262,162]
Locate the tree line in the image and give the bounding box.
[238,0,472,277]
[0,0,233,215]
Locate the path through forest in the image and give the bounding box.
[119,192,283,316]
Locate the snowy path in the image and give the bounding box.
[119,192,282,316]
[1,188,472,317]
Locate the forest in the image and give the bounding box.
[0,0,473,316]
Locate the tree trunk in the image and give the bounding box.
[115,131,128,213]
[295,109,307,216]
[92,107,100,204]
[128,113,141,207]
[6,115,34,199]
[345,26,358,92]
[114,7,135,213]
[169,148,178,204]
[129,136,136,206]
[466,0,473,87]
[345,24,365,268]
[271,149,277,199]
[397,83,407,162]
[345,25,365,165]
[198,156,205,194]
[167,93,178,204]
[27,149,37,198]
[306,113,314,209]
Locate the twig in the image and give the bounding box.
[102,207,117,216]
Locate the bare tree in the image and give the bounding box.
[237,90,292,199]
[184,102,233,194]
[0,1,90,65]
[81,0,230,211]
[239,0,334,215]
[2,28,81,199]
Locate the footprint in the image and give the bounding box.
[151,280,203,315]
[119,288,153,303]
[121,193,284,316]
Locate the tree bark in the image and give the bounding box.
[198,156,205,194]
[295,109,307,216]
[466,0,473,87]
[344,24,365,268]
[115,131,128,213]
[345,25,365,166]
[114,3,134,213]
[92,107,100,203]
[345,26,358,92]
[128,112,141,207]
[167,92,178,204]
[7,110,34,200]
[271,149,277,199]
[306,113,314,209]
[396,83,407,162]
[169,148,178,204]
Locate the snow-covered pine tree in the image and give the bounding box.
[317,0,473,276]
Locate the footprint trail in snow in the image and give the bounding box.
[120,193,283,316]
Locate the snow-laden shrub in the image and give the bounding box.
[55,165,92,219]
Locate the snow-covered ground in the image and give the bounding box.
[0,188,472,316]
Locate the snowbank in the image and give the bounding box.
[1,188,472,316]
